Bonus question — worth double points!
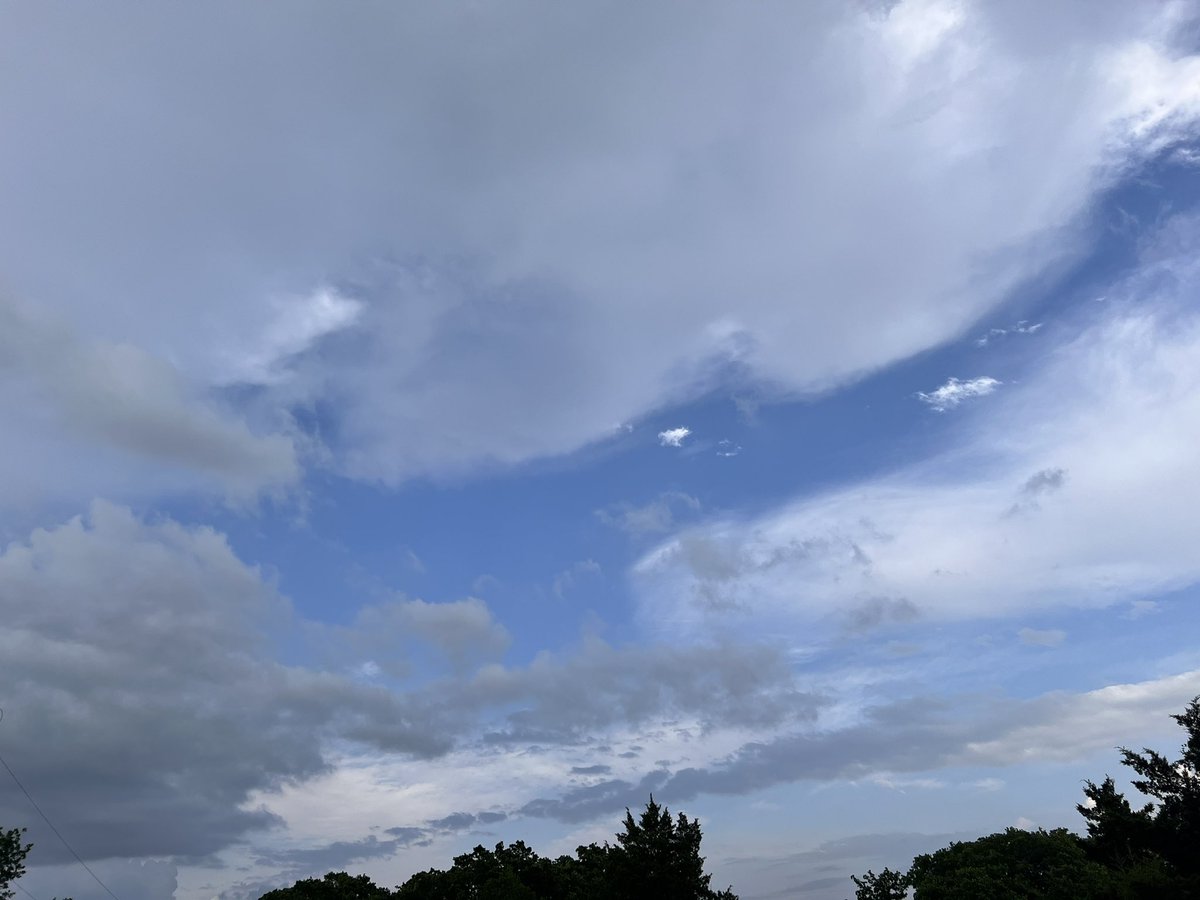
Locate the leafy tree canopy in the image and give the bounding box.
[264,799,737,899]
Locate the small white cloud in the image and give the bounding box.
[658,427,692,447]
[716,439,742,458]
[1018,627,1066,648]
[1014,816,1037,831]
[916,376,1001,412]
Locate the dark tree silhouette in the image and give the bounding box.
[0,828,30,900]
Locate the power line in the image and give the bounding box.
[0,710,122,900]
[14,880,40,900]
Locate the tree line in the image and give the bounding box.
[851,695,1200,898]
[260,798,737,899]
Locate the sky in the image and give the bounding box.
[1,1,1200,898]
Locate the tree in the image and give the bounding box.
[607,797,737,900]
[905,828,1111,899]
[1075,694,1200,895]
[850,867,908,900]
[0,828,71,900]
[260,871,394,899]
[0,828,31,900]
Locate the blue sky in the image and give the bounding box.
[2,2,1200,898]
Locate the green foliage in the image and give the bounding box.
[0,828,30,900]
[260,870,394,899]
[850,867,908,900]
[264,799,736,899]
[906,828,1111,899]
[608,797,731,900]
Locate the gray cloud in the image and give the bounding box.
[571,764,613,776]
[463,638,823,745]
[843,597,920,634]
[0,502,451,864]
[512,670,1200,825]
[0,297,298,509]
[255,835,403,871]
[325,595,512,677]
[722,831,976,900]
[596,492,702,536]
[427,812,477,832]
[0,501,820,881]
[1021,468,1067,496]
[22,859,179,900]
[520,770,672,824]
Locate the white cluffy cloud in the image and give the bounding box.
[1,2,1198,487]
[916,376,1001,412]
[658,427,692,448]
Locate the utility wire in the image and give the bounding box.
[0,710,122,900]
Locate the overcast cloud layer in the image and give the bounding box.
[2,2,1200,899]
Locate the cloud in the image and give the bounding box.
[223,287,364,386]
[658,427,692,448]
[502,669,1200,830]
[596,492,701,536]
[634,223,1200,633]
[427,812,477,832]
[255,835,404,871]
[552,559,602,599]
[916,376,1001,412]
[571,764,614,776]
[1018,627,1067,647]
[716,439,742,458]
[0,502,455,864]
[464,637,822,746]
[0,298,298,507]
[843,597,921,634]
[1020,468,1067,496]
[21,859,179,900]
[975,320,1043,347]
[650,669,1200,806]
[329,595,512,676]
[1126,599,1160,619]
[2,3,1196,485]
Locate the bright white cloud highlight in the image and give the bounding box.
[916,376,1001,411]
[658,427,692,448]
